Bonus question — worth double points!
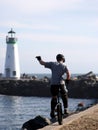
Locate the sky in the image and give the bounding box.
[0,0,98,74]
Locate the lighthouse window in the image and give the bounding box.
[13,71,16,76]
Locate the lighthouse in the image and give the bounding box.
[4,29,20,79]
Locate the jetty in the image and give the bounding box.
[0,71,98,98]
[22,103,98,130]
[39,104,98,130]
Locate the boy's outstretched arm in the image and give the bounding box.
[36,56,46,65]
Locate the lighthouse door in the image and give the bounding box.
[5,68,10,77]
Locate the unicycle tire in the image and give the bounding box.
[57,103,63,125]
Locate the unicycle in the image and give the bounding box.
[56,89,63,125]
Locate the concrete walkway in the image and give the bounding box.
[39,104,98,130]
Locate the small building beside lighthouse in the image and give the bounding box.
[4,29,20,79]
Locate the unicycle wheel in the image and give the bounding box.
[57,103,63,125]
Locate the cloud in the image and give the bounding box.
[78,0,98,11]
[18,32,98,44]
[88,19,98,28]
[1,0,98,16]
[0,20,61,31]
[0,0,83,15]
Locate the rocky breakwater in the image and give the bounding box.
[0,78,51,97]
[67,71,98,99]
[0,71,98,98]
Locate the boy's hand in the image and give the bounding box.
[36,56,41,61]
[65,79,70,85]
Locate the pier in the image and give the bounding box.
[39,104,98,130]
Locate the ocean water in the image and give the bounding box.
[0,73,97,129]
[26,73,98,80]
[0,94,96,130]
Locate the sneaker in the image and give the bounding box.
[64,109,69,115]
[50,111,55,118]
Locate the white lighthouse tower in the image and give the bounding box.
[4,29,20,79]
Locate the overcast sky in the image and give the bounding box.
[0,0,98,74]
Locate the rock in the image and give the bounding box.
[67,72,98,98]
[0,71,98,98]
[22,115,51,130]
[0,79,51,97]
[77,71,96,80]
[76,102,85,111]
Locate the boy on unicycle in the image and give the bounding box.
[36,54,71,119]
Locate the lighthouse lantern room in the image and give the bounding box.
[4,29,20,79]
